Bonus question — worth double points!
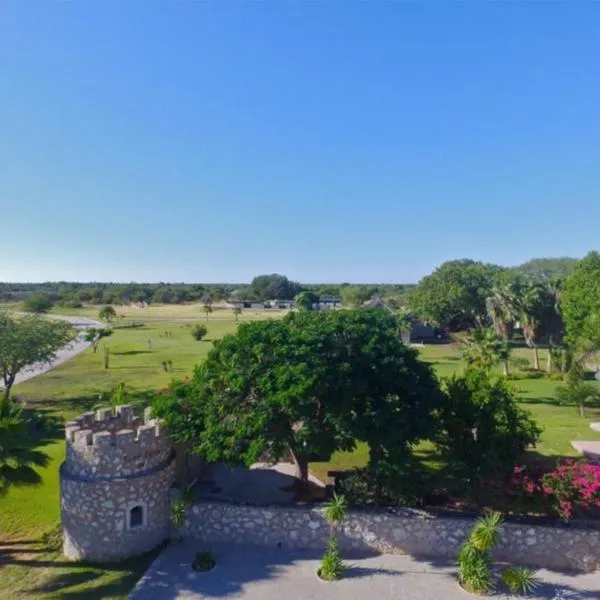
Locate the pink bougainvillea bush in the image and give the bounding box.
[511,459,600,520]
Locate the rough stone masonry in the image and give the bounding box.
[182,501,600,572]
[60,405,175,562]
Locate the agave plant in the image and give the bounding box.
[501,566,540,595]
[469,512,503,552]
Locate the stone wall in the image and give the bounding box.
[181,501,600,573]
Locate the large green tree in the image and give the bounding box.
[249,274,302,301]
[561,251,600,347]
[408,260,507,329]
[0,314,74,401]
[155,309,442,488]
[295,290,319,311]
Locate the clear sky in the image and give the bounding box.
[1,2,599,284]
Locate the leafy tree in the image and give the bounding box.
[561,251,600,347]
[191,324,208,341]
[98,305,117,322]
[250,274,302,301]
[515,257,578,283]
[232,306,242,322]
[556,375,600,418]
[295,290,319,311]
[22,294,54,313]
[436,368,541,482]
[462,328,511,377]
[158,310,442,489]
[203,305,213,321]
[340,285,376,308]
[0,400,50,496]
[0,313,74,401]
[83,327,113,353]
[408,260,507,329]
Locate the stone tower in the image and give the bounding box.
[60,405,175,562]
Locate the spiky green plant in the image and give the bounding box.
[470,512,503,552]
[170,499,187,529]
[501,566,540,595]
[458,541,493,594]
[323,493,347,527]
[318,537,344,581]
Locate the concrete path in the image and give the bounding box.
[130,542,600,600]
[2,315,104,388]
[195,462,324,504]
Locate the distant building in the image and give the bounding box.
[317,296,341,309]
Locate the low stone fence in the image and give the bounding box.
[181,501,600,572]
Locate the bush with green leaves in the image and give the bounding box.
[192,550,216,571]
[458,512,539,596]
[318,537,344,581]
[191,324,208,341]
[500,566,540,595]
[170,499,187,530]
[436,368,541,483]
[22,294,54,313]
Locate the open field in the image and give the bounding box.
[2,306,600,598]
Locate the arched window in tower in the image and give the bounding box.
[129,505,144,529]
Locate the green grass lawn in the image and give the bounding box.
[2,317,600,598]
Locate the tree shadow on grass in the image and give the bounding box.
[10,545,163,600]
[111,350,153,356]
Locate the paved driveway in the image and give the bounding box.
[130,542,600,599]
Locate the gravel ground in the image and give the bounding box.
[130,541,600,600]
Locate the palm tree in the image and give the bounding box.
[0,400,49,497]
[519,284,546,370]
[556,375,600,418]
[486,286,519,341]
[462,328,511,376]
[203,305,213,321]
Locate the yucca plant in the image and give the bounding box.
[501,566,540,595]
[458,541,493,595]
[170,499,187,541]
[469,512,503,552]
[323,493,347,528]
[318,537,344,581]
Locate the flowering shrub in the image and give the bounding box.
[512,460,600,520]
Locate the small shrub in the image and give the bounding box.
[323,493,347,526]
[501,566,540,595]
[191,324,208,341]
[170,499,187,529]
[318,537,344,581]
[458,541,493,595]
[40,524,62,552]
[167,359,173,372]
[192,550,216,572]
[23,294,54,313]
[161,361,168,372]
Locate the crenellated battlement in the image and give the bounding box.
[63,405,172,479]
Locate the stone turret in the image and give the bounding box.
[60,405,175,562]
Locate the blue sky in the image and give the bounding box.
[1,2,599,284]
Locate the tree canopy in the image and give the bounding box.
[154,309,442,486]
[248,274,302,301]
[561,251,600,347]
[408,260,508,329]
[0,314,74,400]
